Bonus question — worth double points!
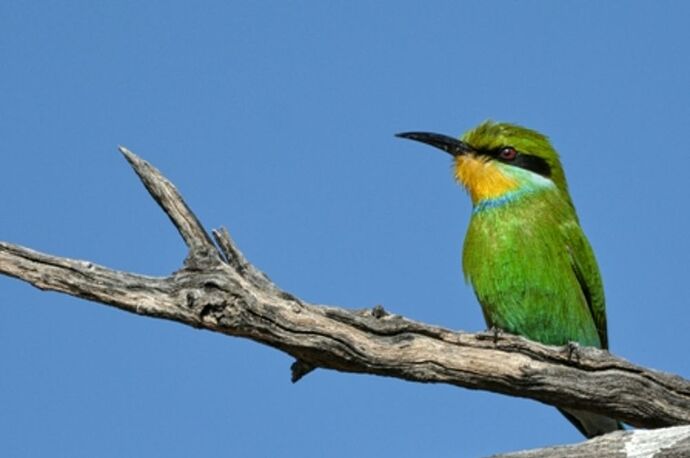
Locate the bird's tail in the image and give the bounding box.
[558,408,625,438]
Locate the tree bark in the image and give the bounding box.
[492,425,690,458]
[1,147,688,457]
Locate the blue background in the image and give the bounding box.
[1,2,689,456]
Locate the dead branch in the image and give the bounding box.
[1,147,688,457]
[491,425,690,458]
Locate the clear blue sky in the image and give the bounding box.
[1,2,689,457]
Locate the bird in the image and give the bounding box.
[396,121,623,438]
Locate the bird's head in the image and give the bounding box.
[397,121,570,206]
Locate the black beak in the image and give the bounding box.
[395,132,473,157]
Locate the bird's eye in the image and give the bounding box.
[498,147,518,161]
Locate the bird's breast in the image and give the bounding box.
[461,194,600,347]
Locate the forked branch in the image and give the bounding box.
[1,147,689,457]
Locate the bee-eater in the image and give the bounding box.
[397,121,622,438]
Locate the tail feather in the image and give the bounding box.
[558,407,625,438]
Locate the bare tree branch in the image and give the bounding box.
[119,146,219,266]
[1,148,689,456]
[492,425,690,458]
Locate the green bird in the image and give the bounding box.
[397,121,623,438]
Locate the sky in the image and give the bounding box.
[1,1,689,457]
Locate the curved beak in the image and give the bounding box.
[395,132,474,157]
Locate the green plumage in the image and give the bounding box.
[397,121,621,437]
[460,122,607,350]
[463,175,607,349]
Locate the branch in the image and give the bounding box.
[492,425,690,457]
[1,148,689,455]
[119,147,220,267]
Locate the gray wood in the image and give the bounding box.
[1,147,688,457]
[492,425,690,458]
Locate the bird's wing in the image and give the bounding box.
[561,220,608,349]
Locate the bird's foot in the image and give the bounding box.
[566,341,581,362]
[489,326,503,344]
[476,326,505,344]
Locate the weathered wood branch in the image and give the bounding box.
[492,425,690,458]
[1,147,689,457]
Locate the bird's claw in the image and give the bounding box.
[490,326,503,344]
[566,342,581,362]
[475,326,505,344]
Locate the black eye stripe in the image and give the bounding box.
[511,154,552,177]
[484,148,552,178]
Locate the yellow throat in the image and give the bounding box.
[454,155,519,204]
